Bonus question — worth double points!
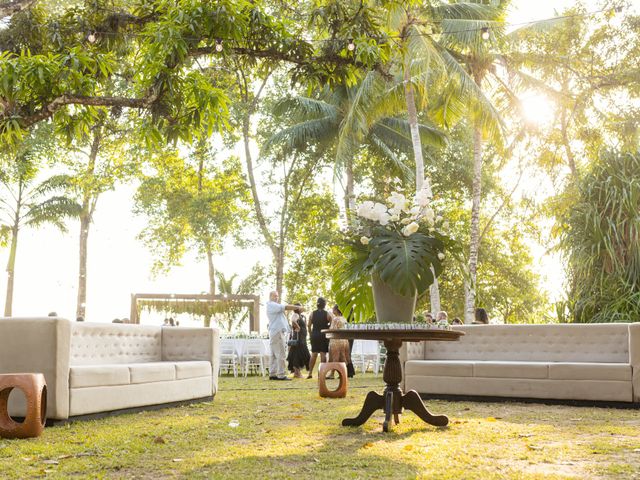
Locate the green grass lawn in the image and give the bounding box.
[1,374,639,479]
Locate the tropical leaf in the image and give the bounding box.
[332,241,375,323]
[369,230,444,297]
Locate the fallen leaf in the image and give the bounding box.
[292,415,303,419]
[153,436,166,444]
[313,458,320,463]
[528,445,543,451]
[486,417,497,422]
[42,460,59,465]
[403,445,413,451]
[172,458,183,462]
[57,455,73,459]
[363,443,374,449]
[518,434,534,438]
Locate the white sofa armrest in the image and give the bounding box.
[0,317,71,419]
[629,324,640,402]
[161,327,220,394]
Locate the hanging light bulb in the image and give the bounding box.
[481,27,490,41]
[614,5,623,13]
[87,32,97,44]
[215,38,223,52]
[347,38,355,51]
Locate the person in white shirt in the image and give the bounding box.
[266,290,304,380]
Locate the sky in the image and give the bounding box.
[0,0,626,330]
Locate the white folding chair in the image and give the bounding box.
[219,339,239,377]
[242,339,266,377]
[361,340,381,375]
[351,340,365,373]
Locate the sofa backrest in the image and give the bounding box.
[424,324,630,363]
[70,322,162,365]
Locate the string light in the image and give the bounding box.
[347,38,355,51]
[215,38,223,52]
[87,32,97,43]
[481,27,490,41]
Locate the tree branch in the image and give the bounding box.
[0,0,37,18]
[13,93,158,130]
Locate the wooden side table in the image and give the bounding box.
[324,328,463,432]
[0,373,47,439]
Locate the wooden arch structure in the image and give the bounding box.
[129,293,260,331]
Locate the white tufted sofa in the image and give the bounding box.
[402,323,640,403]
[0,318,219,421]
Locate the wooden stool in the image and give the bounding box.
[318,362,348,398]
[0,374,47,439]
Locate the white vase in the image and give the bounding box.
[371,275,417,323]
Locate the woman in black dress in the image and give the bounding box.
[307,297,332,379]
[287,305,311,378]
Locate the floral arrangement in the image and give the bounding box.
[332,185,453,322]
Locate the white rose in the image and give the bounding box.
[378,212,391,226]
[437,252,445,260]
[360,236,370,245]
[424,207,435,224]
[436,215,443,223]
[401,218,412,225]
[357,201,375,219]
[402,222,419,236]
[389,214,400,222]
[442,221,450,230]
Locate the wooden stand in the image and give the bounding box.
[324,329,463,432]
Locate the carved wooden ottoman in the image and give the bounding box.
[0,373,47,439]
[318,362,348,398]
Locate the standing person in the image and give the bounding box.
[266,290,303,381]
[287,304,311,378]
[328,305,351,364]
[474,307,489,324]
[307,297,332,379]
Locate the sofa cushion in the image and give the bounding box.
[405,360,473,377]
[473,361,549,379]
[175,361,212,380]
[548,362,631,382]
[70,364,130,388]
[129,362,176,384]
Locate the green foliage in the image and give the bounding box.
[134,142,249,276]
[214,266,265,332]
[283,189,340,307]
[559,150,640,323]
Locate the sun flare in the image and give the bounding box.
[520,93,555,126]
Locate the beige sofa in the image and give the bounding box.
[402,323,640,403]
[0,318,220,421]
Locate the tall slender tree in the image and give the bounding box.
[0,133,81,316]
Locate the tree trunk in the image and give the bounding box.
[464,126,483,324]
[206,246,216,295]
[275,247,284,299]
[403,59,441,313]
[76,214,90,319]
[4,225,19,317]
[345,157,356,226]
[75,129,101,320]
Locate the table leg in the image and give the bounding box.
[401,389,449,427]
[342,391,385,427]
[382,390,393,432]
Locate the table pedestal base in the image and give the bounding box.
[341,339,448,432]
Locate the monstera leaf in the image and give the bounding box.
[331,241,376,323]
[369,230,444,297]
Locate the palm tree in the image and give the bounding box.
[266,81,446,221]
[0,147,81,316]
[383,1,504,314]
[435,0,508,323]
